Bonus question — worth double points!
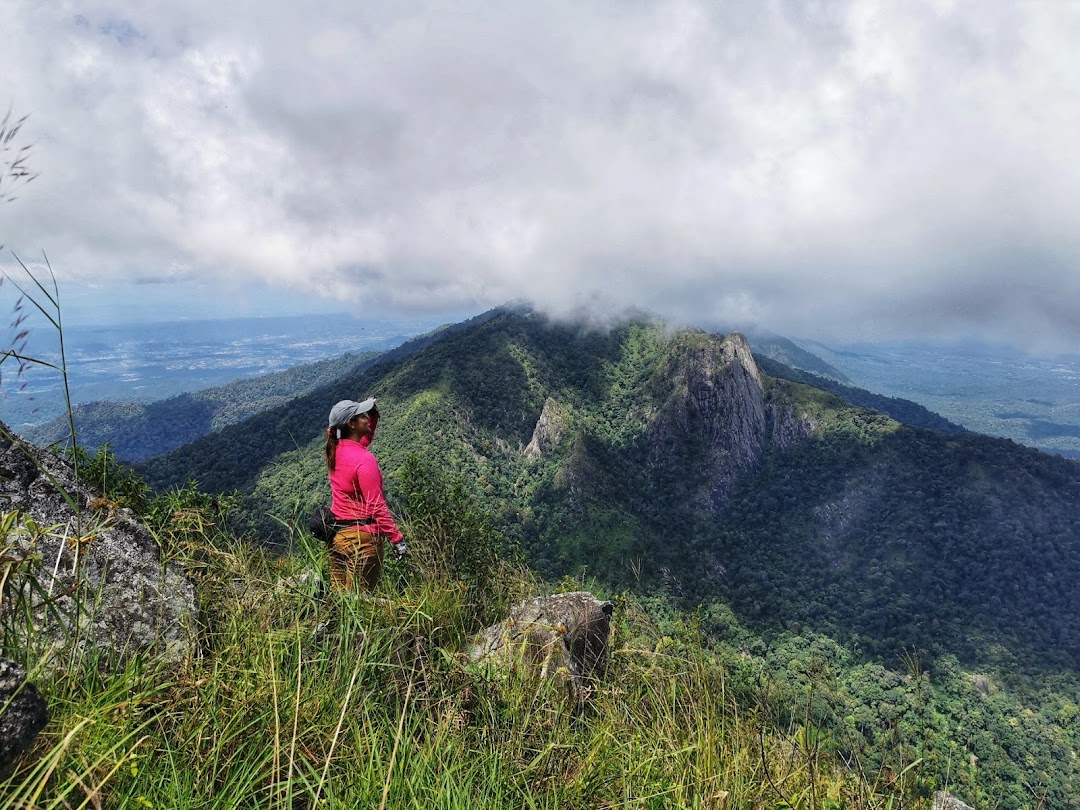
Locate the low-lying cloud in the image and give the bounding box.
[3,1,1080,348]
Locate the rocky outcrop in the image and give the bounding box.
[0,658,48,767]
[933,792,974,810]
[0,424,195,669]
[469,592,613,709]
[766,401,815,451]
[524,398,567,460]
[649,332,811,507]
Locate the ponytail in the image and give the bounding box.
[325,428,339,472]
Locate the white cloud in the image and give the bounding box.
[3,0,1080,346]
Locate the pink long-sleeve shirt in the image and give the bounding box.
[328,439,403,544]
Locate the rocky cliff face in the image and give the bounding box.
[648,332,813,507]
[524,397,567,460]
[0,423,196,670]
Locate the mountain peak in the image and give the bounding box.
[720,331,762,388]
[647,329,798,507]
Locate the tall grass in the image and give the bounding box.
[0,107,38,205]
[1,492,926,808]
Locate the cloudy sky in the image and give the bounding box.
[2,1,1079,348]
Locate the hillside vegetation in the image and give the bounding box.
[22,308,868,467]
[130,310,1080,807]
[3,450,936,808]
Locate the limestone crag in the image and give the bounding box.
[0,423,196,669]
[524,397,567,460]
[766,401,816,451]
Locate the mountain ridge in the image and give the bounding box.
[27,308,504,462]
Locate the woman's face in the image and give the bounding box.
[349,411,377,440]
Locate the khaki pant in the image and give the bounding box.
[329,527,384,591]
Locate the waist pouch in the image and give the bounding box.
[308,505,377,544]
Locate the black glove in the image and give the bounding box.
[391,539,407,561]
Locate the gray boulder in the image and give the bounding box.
[0,658,48,767]
[932,793,974,810]
[469,591,613,708]
[0,424,195,669]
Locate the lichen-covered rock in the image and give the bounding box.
[469,591,613,708]
[0,424,195,669]
[0,658,48,767]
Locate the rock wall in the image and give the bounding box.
[524,397,567,460]
[649,332,812,507]
[0,423,196,670]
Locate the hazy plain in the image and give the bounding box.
[801,339,1080,459]
[1,312,448,430]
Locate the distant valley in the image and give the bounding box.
[801,339,1080,459]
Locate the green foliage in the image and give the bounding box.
[756,355,965,435]
[394,453,523,626]
[66,443,152,514]
[144,481,241,559]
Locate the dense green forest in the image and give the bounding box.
[135,309,1079,807]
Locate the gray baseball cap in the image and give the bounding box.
[328,397,377,427]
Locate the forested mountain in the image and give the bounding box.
[756,355,965,434]
[141,309,1079,665]
[136,308,1079,805]
[744,332,853,384]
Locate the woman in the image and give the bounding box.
[325,397,406,591]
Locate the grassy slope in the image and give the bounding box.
[2,466,931,809]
